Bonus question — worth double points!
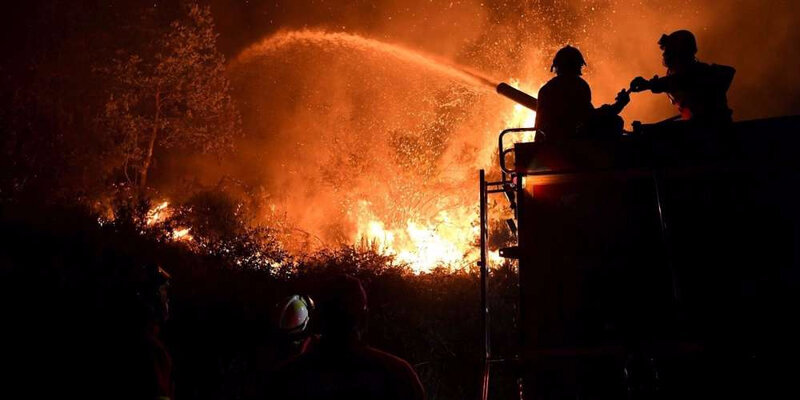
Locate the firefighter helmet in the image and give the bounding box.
[278,294,315,337]
[551,45,587,75]
[659,30,697,58]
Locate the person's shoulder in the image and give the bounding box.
[691,61,735,82]
[365,346,425,399]
[539,78,555,94]
[551,75,589,89]
[575,76,591,94]
[690,61,712,72]
[272,350,316,375]
[361,346,416,371]
[691,60,732,76]
[709,63,736,77]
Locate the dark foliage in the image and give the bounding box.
[0,203,518,400]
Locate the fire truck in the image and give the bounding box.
[479,84,800,399]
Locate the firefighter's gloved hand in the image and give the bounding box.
[630,76,652,92]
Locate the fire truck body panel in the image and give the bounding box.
[512,116,800,398]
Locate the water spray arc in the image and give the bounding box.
[229,29,542,273]
[236,30,535,109]
[235,30,499,90]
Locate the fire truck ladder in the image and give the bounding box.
[478,127,540,400]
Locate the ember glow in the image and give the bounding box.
[4,0,795,275]
[505,79,539,141]
[142,201,195,243]
[172,227,193,241]
[152,1,800,273]
[220,29,553,273]
[146,202,171,226]
[351,79,537,272]
[355,201,481,271]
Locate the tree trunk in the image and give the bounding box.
[140,91,161,189]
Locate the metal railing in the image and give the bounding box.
[499,127,542,175]
[478,126,540,400]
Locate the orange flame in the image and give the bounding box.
[354,82,536,273]
[138,79,539,272]
[356,200,479,273]
[172,227,193,241]
[146,201,170,226]
[505,79,538,142]
[144,201,194,243]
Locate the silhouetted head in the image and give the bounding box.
[133,263,171,330]
[659,30,697,70]
[551,45,586,76]
[317,275,368,342]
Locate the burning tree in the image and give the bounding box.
[100,4,240,189]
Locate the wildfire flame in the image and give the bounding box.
[354,80,537,273]
[172,227,193,241]
[356,201,479,272]
[143,201,194,243]
[146,201,170,226]
[137,75,539,273]
[505,79,538,141]
[228,27,551,274]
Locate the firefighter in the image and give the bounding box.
[535,45,630,143]
[131,264,174,400]
[276,294,317,358]
[245,294,318,399]
[270,275,425,400]
[630,30,736,123]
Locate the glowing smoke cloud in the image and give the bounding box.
[227,30,524,272]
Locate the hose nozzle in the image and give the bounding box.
[496,82,538,111]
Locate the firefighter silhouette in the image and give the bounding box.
[128,264,174,400]
[270,275,425,400]
[630,30,735,122]
[535,45,630,143]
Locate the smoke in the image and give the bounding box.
[207,0,800,121]
[572,0,800,122]
[220,30,507,255]
[161,0,800,264]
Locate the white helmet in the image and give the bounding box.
[278,294,314,337]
